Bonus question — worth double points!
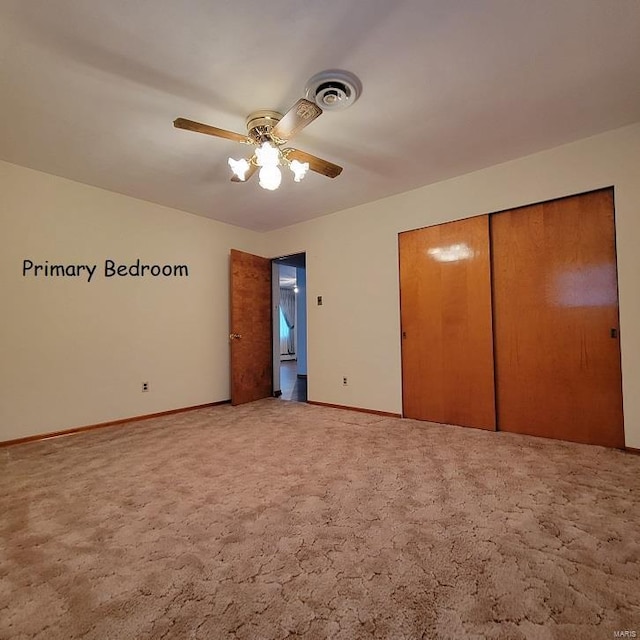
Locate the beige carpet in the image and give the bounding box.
[1,399,639,640]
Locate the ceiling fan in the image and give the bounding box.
[173,70,361,191]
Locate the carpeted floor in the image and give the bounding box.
[1,399,639,640]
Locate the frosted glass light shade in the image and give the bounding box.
[255,142,280,167]
[259,165,282,191]
[290,159,309,182]
[228,157,250,181]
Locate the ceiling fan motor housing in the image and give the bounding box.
[246,110,283,143]
[305,70,362,111]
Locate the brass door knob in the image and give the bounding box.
[229,333,242,340]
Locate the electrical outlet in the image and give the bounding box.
[343,376,348,386]
[142,382,149,392]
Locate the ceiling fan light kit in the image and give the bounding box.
[173,70,361,190]
[255,141,284,191]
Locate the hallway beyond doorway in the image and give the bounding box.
[280,361,307,402]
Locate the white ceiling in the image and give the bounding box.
[1,1,639,232]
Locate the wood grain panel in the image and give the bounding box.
[230,249,272,405]
[492,188,624,447]
[399,215,496,429]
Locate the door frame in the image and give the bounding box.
[271,252,307,398]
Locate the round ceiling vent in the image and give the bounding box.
[305,70,362,111]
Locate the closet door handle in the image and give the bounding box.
[229,333,242,340]
[610,328,618,339]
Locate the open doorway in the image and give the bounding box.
[273,253,307,402]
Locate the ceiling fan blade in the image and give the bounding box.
[231,162,258,183]
[173,118,250,143]
[271,99,322,142]
[285,148,343,179]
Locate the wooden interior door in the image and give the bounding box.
[399,215,496,429]
[491,188,624,447]
[230,249,272,405]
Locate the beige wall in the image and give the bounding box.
[0,161,264,442]
[264,123,640,448]
[3,124,639,448]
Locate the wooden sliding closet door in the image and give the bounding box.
[492,189,624,447]
[399,215,496,429]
